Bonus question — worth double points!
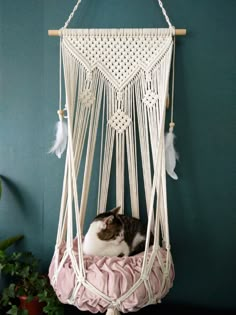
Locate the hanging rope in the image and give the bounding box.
[62,0,173,29]
[63,0,82,29]
[157,0,173,28]
[165,36,179,180]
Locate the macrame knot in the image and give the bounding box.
[79,88,95,108]
[86,71,93,82]
[77,274,85,284]
[143,90,159,108]
[57,109,65,120]
[145,72,152,83]
[163,270,169,278]
[145,72,152,89]
[108,109,131,134]
[141,272,149,281]
[110,299,120,308]
[169,122,175,131]
[117,91,123,102]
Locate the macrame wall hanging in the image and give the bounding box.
[48,1,186,314]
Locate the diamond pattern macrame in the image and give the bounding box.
[108,109,131,133]
[63,29,172,90]
[79,88,95,107]
[143,90,159,108]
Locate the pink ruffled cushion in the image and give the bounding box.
[49,239,174,313]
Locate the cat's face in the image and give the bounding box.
[94,207,124,244]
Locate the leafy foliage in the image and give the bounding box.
[0,250,64,315]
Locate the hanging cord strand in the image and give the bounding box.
[59,37,62,111]
[157,0,173,28]
[62,0,172,30]
[63,0,82,29]
[170,36,176,129]
[57,36,64,120]
[165,36,178,180]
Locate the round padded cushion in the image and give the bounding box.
[49,240,174,313]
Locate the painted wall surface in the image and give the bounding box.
[0,0,235,311]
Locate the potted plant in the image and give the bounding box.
[0,234,24,293]
[0,250,64,315]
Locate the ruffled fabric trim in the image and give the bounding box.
[49,239,174,313]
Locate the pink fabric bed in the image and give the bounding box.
[49,240,174,313]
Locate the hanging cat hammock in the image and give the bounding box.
[48,1,186,314]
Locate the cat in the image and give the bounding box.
[82,206,154,257]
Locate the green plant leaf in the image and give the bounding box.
[1,283,17,304]
[6,305,22,315]
[0,235,24,251]
[8,283,16,298]
[1,249,64,315]
[16,287,26,297]
[6,305,17,315]
[26,295,35,302]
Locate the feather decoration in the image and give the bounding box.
[49,110,68,159]
[165,124,179,180]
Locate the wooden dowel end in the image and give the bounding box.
[48,29,61,36]
[175,29,187,36]
[48,28,187,37]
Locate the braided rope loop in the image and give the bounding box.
[63,0,82,29]
[63,0,173,29]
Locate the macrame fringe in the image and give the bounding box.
[49,110,68,159]
[106,308,120,315]
[165,123,178,180]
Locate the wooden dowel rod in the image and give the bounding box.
[175,29,187,36]
[48,28,187,37]
[48,30,61,36]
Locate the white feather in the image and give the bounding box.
[49,120,68,158]
[165,130,179,180]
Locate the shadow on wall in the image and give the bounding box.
[0,175,25,209]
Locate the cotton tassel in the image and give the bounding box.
[106,308,120,315]
[165,122,179,180]
[49,109,68,158]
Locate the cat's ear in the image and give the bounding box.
[103,215,114,226]
[109,206,121,216]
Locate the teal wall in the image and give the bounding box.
[0,0,235,311]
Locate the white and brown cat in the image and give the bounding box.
[83,206,153,257]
